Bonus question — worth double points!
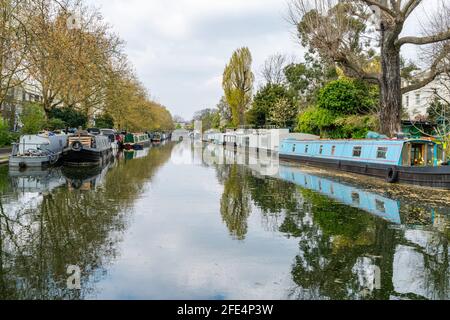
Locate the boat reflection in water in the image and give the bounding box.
[278,165,402,224]
[62,164,113,191]
[124,147,150,161]
[0,143,175,300]
[9,167,66,194]
[203,143,450,300]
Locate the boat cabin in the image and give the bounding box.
[280,139,445,167]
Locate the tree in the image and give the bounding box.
[193,108,220,132]
[261,53,290,85]
[317,78,379,115]
[0,0,30,107]
[284,53,338,104]
[46,118,66,130]
[20,103,46,134]
[216,96,232,127]
[289,0,450,136]
[269,97,298,128]
[48,107,88,128]
[95,113,114,129]
[246,84,293,127]
[26,0,124,118]
[222,47,254,127]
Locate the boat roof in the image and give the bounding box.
[283,138,437,145]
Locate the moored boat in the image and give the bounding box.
[63,131,112,166]
[9,132,68,168]
[151,132,162,143]
[280,137,450,188]
[123,133,150,150]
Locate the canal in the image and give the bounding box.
[1,141,450,300]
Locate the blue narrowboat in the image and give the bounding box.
[279,138,450,188]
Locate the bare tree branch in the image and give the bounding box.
[359,0,397,18]
[401,0,422,19]
[398,29,450,46]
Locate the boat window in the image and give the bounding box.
[376,200,386,213]
[376,147,388,159]
[331,146,336,156]
[292,144,296,152]
[352,192,360,205]
[319,145,324,155]
[353,146,362,157]
[427,144,434,166]
[411,144,425,166]
[305,145,309,154]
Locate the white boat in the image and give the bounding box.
[9,132,68,168]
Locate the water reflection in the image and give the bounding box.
[203,143,450,300]
[1,141,450,300]
[0,143,175,300]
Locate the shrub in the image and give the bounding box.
[317,78,378,115]
[95,113,115,129]
[47,118,67,131]
[20,103,47,134]
[48,107,88,129]
[296,106,336,135]
[0,118,11,147]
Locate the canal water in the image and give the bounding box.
[1,141,450,300]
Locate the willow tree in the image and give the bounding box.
[222,47,254,127]
[289,0,450,136]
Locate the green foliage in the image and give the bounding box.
[269,98,298,128]
[284,54,337,103]
[48,107,88,129]
[20,103,47,134]
[95,114,115,129]
[246,84,293,127]
[297,107,336,136]
[194,108,221,131]
[317,78,377,115]
[223,47,254,126]
[46,118,67,131]
[0,118,12,147]
[297,106,378,138]
[333,114,380,139]
[301,189,374,239]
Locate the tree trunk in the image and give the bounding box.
[379,35,402,137]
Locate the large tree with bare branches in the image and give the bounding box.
[289,0,450,136]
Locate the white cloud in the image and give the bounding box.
[87,0,303,119]
[87,0,441,120]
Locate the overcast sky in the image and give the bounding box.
[87,0,441,120]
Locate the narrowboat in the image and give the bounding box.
[123,133,150,150]
[9,132,68,168]
[279,137,450,188]
[63,131,112,166]
[234,129,319,154]
[151,132,162,143]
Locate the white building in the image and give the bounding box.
[2,80,43,130]
[402,72,450,119]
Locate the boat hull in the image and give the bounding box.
[280,154,450,189]
[9,156,52,168]
[63,148,112,166]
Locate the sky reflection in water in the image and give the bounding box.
[1,141,450,300]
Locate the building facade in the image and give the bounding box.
[1,80,43,131]
[403,72,450,119]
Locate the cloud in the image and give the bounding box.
[87,0,303,119]
[87,0,440,120]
